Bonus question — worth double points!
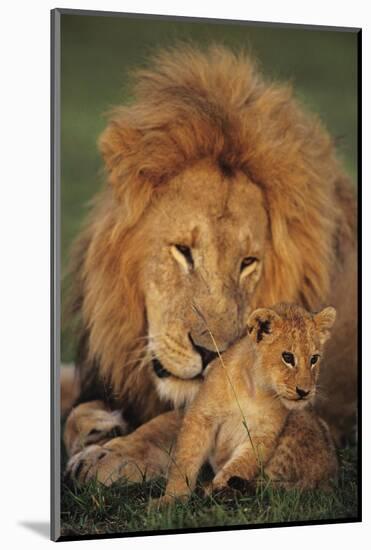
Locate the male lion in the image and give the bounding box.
[64,45,357,485]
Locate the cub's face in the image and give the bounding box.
[140,159,268,406]
[247,305,337,410]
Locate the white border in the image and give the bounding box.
[1,1,368,547]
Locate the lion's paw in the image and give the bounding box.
[65,444,126,486]
[65,406,129,456]
[83,411,128,446]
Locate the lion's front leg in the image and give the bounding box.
[66,410,183,486]
[63,400,129,456]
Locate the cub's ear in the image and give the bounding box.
[247,308,281,344]
[314,306,337,345]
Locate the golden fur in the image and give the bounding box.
[156,304,338,506]
[64,45,357,475]
[64,400,128,456]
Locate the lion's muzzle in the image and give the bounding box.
[152,358,171,379]
[188,334,219,370]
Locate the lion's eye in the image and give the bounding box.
[171,244,194,271]
[175,244,193,266]
[282,351,295,367]
[310,354,320,366]
[241,257,257,271]
[240,257,258,279]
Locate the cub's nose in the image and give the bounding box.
[296,386,310,399]
[189,334,219,370]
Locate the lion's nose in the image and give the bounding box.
[188,334,219,370]
[296,386,310,399]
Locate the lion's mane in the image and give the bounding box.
[67,45,356,424]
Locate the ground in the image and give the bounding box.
[60,446,358,537]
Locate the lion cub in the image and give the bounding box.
[158,303,338,505]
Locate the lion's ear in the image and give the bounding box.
[247,308,281,344]
[98,117,153,207]
[314,306,337,345]
[99,119,142,174]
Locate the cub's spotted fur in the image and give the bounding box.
[157,303,338,505]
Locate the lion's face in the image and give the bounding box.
[140,160,268,406]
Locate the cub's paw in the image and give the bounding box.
[65,444,126,486]
[203,482,235,500]
[203,476,253,499]
[203,480,227,498]
[227,475,255,494]
[203,471,229,497]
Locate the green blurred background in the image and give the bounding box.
[61,13,358,361]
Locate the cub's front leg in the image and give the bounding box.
[208,436,275,494]
[156,411,217,506]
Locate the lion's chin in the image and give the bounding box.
[154,375,203,408]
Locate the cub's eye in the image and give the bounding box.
[282,351,295,367]
[310,354,320,366]
[240,257,258,279]
[171,244,194,271]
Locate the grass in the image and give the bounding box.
[60,446,358,537]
